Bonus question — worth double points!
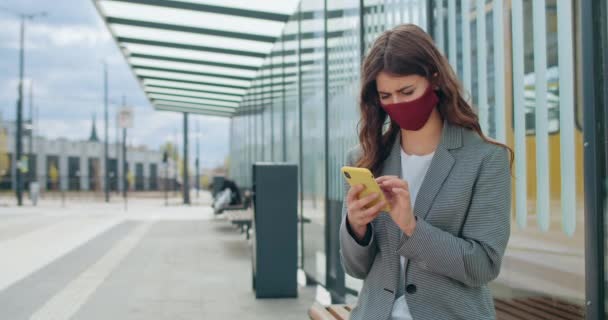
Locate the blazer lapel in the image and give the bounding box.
[413,121,462,220]
[380,133,404,253]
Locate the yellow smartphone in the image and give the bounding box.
[341,166,391,212]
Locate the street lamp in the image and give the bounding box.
[1,7,47,206]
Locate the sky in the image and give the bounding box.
[0,0,230,170]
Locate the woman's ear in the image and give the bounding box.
[431,73,440,90]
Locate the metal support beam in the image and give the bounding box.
[183,112,190,204]
[107,17,276,43]
[145,84,243,98]
[151,98,238,111]
[136,72,249,90]
[133,65,253,82]
[131,53,259,71]
[109,0,290,22]
[118,37,267,58]
[156,105,234,117]
[145,91,240,104]
[138,76,248,90]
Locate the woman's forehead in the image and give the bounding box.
[376,72,425,90]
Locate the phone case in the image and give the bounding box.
[341,166,391,212]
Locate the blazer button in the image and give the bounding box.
[406,284,417,294]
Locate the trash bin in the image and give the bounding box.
[251,163,298,298]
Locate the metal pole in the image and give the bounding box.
[104,62,109,202]
[29,81,33,184]
[122,127,127,198]
[581,0,606,317]
[174,126,178,196]
[164,162,168,206]
[116,104,120,194]
[183,112,190,204]
[196,119,200,199]
[15,16,24,206]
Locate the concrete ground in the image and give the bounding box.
[0,191,318,320]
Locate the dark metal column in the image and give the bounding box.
[297,4,304,274]
[426,0,434,37]
[15,17,24,206]
[28,81,34,185]
[104,63,109,202]
[196,120,200,199]
[122,127,127,197]
[581,0,606,318]
[183,112,190,204]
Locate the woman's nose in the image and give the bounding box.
[391,96,401,104]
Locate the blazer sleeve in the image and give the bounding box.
[396,146,511,287]
[339,148,379,279]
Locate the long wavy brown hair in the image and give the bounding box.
[356,24,514,175]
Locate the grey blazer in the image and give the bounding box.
[340,122,511,320]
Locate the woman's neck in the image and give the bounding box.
[400,108,443,156]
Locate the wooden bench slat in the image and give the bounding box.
[309,298,583,320]
[495,299,548,320]
[309,302,338,320]
[496,308,526,320]
[497,298,562,320]
[327,305,350,320]
[527,297,585,316]
[513,298,583,320]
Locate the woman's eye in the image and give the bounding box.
[401,91,415,96]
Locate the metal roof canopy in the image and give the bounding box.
[93,0,300,117]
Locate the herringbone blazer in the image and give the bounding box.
[339,121,511,320]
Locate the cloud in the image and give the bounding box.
[0,0,230,169]
[0,20,112,50]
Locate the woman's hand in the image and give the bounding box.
[376,176,417,236]
[346,184,386,241]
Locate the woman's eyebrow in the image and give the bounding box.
[397,84,415,91]
[377,84,414,94]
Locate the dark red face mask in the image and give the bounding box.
[380,85,439,131]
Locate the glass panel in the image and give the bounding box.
[300,0,327,286]
[327,0,362,296]
[488,0,585,313]
[271,41,284,161]
[282,10,301,268]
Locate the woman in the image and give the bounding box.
[339,24,512,320]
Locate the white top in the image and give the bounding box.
[391,148,434,320]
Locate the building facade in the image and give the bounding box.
[0,117,165,192]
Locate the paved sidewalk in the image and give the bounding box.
[0,193,316,319]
